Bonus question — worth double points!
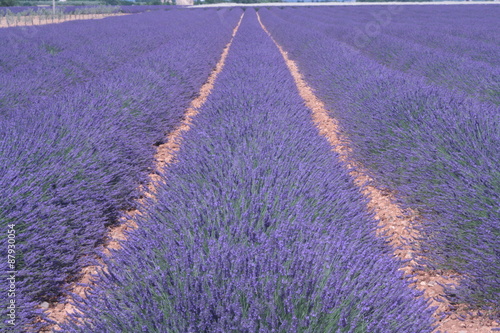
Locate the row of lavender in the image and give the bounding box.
[0,5,120,20]
[0,8,212,110]
[0,5,167,15]
[61,12,434,332]
[0,6,92,14]
[0,9,241,331]
[259,6,499,316]
[299,5,500,65]
[285,5,499,105]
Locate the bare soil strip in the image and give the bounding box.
[257,12,498,333]
[0,13,128,28]
[40,13,244,332]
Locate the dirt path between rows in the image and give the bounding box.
[256,12,498,333]
[38,13,245,333]
[0,13,128,28]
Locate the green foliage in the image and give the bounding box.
[357,0,431,2]
[198,0,281,3]
[0,0,18,6]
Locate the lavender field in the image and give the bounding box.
[0,8,242,331]
[259,5,500,317]
[0,4,499,332]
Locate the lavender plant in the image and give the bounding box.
[0,5,122,16]
[259,6,500,317]
[62,11,434,333]
[0,9,242,331]
[268,6,500,105]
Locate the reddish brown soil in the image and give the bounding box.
[0,14,127,28]
[39,13,245,332]
[257,12,498,333]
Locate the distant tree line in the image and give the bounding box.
[196,0,281,4]
[0,0,18,6]
[0,0,105,6]
[357,0,432,2]
[103,0,173,5]
[0,0,176,6]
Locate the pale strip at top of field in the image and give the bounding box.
[190,1,499,7]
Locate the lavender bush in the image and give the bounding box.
[259,6,499,316]
[268,6,500,105]
[0,9,199,107]
[62,11,434,332]
[0,9,241,331]
[0,5,173,29]
[0,5,124,15]
[0,5,173,16]
[294,6,499,66]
